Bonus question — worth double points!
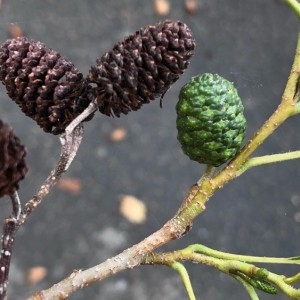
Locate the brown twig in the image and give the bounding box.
[0,218,18,299]
[0,124,84,299]
[29,219,185,299]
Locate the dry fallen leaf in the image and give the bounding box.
[8,24,24,38]
[154,0,170,16]
[109,127,127,143]
[58,177,82,194]
[27,266,47,285]
[184,0,198,15]
[294,211,300,223]
[119,195,147,224]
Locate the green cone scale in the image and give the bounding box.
[176,73,246,167]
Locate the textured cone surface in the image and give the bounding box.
[176,73,246,167]
[0,119,28,197]
[88,19,195,117]
[0,37,94,134]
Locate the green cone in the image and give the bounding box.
[176,73,246,167]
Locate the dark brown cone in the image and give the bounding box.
[87,19,196,117]
[0,120,28,198]
[0,37,94,134]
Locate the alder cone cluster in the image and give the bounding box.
[0,120,28,198]
[0,20,195,134]
[0,37,93,134]
[88,20,196,117]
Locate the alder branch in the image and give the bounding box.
[28,220,186,299]
[26,32,300,300]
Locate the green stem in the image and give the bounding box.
[294,102,300,114]
[285,272,300,284]
[144,250,300,298]
[285,0,300,19]
[187,244,300,265]
[266,271,299,298]
[237,151,300,175]
[197,164,215,186]
[235,271,278,295]
[233,275,260,300]
[170,262,196,300]
[219,33,300,172]
[174,34,300,225]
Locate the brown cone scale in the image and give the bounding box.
[0,120,28,197]
[0,37,93,134]
[88,20,195,117]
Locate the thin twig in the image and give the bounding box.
[233,275,260,300]
[28,221,178,299]
[0,124,84,299]
[19,124,84,224]
[10,192,21,220]
[170,262,196,300]
[0,218,17,299]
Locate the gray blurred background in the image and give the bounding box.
[0,0,299,299]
